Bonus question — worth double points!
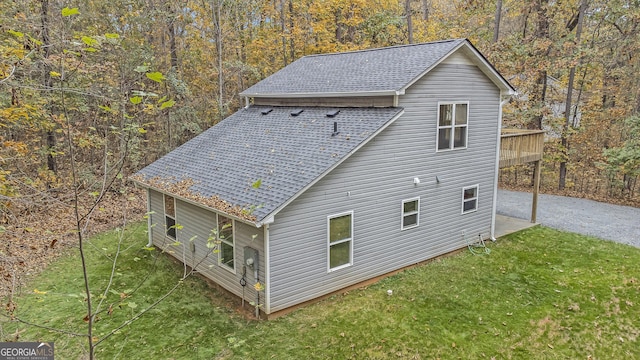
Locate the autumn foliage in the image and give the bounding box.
[1,0,639,296]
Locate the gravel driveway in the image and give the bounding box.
[497,189,640,247]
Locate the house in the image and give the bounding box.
[132,38,516,318]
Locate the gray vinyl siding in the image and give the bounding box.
[268,62,500,312]
[148,189,165,245]
[147,189,265,305]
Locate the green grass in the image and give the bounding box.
[2,224,639,359]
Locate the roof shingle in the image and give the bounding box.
[134,106,403,224]
[240,39,466,96]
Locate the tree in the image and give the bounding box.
[558,0,587,190]
[0,3,192,358]
[493,0,502,43]
[601,116,640,197]
[405,0,414,43]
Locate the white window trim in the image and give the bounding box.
[401,197,420,231]
[461,184,479,214]
[436,101,469,152]
[327,211,354,272]
[217,214,236,274]
[163,194,177,240]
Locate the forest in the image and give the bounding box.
[1,0,639,294]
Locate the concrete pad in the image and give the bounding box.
[495,214,538,238]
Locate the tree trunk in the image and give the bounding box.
[405,0,413,44]
[167,2,178,70]
[529,0,550,130]
[531,71,547,130]
[493,0,503,43]
[41,0,57,176]
[288,0,295,62]
[212,0,224,122]
[280,0,287,66]
[422,0,430,21]
[559,0,587,190]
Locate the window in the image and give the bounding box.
[437,102,468,151]
[328,212,353,271]
[462,185,479,214]
[164,194,176,239]
[218,215,235,270]
[401,198,420,230]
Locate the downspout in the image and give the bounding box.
[146,188,153,247]
[490,95,511,241]
[263,223,271,315]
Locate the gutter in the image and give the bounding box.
[131,179,263,228]
[239,89,404,98]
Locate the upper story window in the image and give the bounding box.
[462,185,479,214]
[401,198,420,230]
[437,102,468,151]
[164,194,176,239]
[328,211,353,271]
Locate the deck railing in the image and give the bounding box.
[499,129,545,168]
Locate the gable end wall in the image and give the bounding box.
[267,63,500,312]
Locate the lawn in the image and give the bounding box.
[1,223,639,359]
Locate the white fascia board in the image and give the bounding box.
[255,109,405,227]
[239,89,403,98]
[459,42,516,94]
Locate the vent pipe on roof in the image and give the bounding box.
[331,121,340,137]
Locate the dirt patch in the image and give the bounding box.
[1,188,146,300]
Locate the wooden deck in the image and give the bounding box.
[499,129,545,168]
[498,129,545,223]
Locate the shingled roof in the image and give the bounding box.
[133,106,403,225]
[240,38,514,98]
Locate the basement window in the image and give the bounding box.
[164,194,176,239]
[437,102,468,151]
[328,211,353,271]
[462,185,479,214]
[218,215,235,271]
[401,197,420,230]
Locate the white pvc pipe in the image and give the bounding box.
[146,189,153,247]
[490,96,511,241]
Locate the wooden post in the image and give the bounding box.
[531,160,542,223]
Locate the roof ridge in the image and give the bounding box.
[301,38,466,59]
